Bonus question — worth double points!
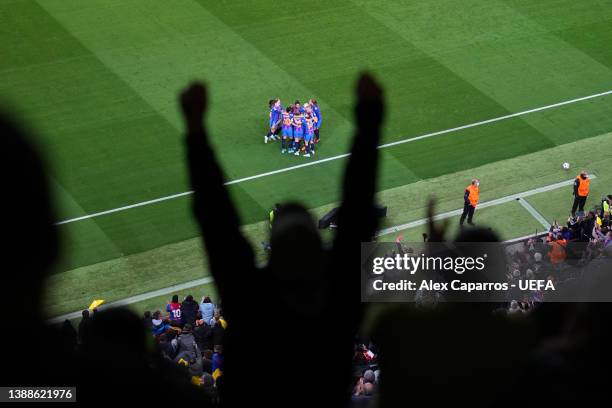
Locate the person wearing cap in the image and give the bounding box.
[460,178,480,226]
[571,170,590,217]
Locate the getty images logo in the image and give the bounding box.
[371,253,488,275]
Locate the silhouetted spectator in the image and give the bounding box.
[78,309,91,345]
[79,308,205,403]
[143,310,153,332]
[193,318,213,351]
[1,114,74,387]
[0,112,210,403]
[180,73,384,406]
[59,319,77,357]
[181,295,199,326]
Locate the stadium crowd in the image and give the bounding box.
[76,296,380,406]
[3,73,611,407]
[502,196,612,314]
[391,194,612,315]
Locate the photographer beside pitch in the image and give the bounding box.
[571,170,590,217]
[460,178,480,227]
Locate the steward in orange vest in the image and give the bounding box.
[548,237,567,265]
[571,170,590,217]
[460,178,480,226]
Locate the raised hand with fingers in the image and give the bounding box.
[181,81,254,317]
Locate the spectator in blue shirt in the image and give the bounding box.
[151,310,169,336]
[200,296,215,324]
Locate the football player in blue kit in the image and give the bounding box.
[265,99,282,143]
[280,106,293,154]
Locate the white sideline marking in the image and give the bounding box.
[54,191,194,225]
[46,176,595,324]
[517,198,551,229]
[375,175,596,237]
[377,89,612,150]
[54,154,353,226]
[54,89,612,225]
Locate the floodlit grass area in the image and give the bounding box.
[43,133,612,317]
[2,1,611,318]
[376,201,544,243]
[526,159,612,224]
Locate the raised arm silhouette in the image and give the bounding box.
[181,73,384,407]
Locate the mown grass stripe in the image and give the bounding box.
[55,90,612,225]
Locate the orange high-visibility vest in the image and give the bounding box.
[576,176,590,197]
[548,239,567,264]
[466,185,479,207]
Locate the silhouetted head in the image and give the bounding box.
[1,113,57,318]
[185,295,194,302]
[171,295,179,303]
[268,203,326,316]
[202,296,212,303]
[270,203,323,268]
[82,308,148,376]
[451,227,505,300]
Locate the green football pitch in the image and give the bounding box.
[1,0,611,319]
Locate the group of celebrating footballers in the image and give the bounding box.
[265,99,322,157]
